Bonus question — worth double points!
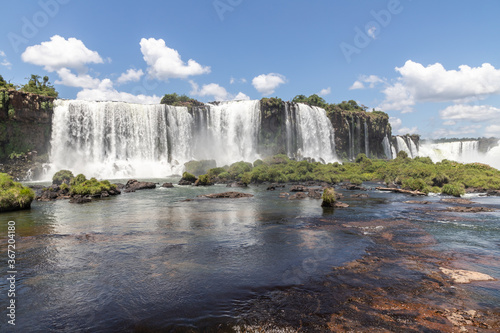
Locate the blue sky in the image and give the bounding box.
[1,0,500,139]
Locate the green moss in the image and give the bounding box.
[0,173,35,212]
[182,172,197,182]
[184,160,217,176]
[442,183,465,197]
[196,174,212,186]
[321,188,336,207]
[70,174,87,186]
[52,170,74,185]
[70,177,116,196]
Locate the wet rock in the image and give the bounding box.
[441,198,475,205]
[290,185,309,192]
[178,179,193,186]
[376,187,426,196]
[100,191,110,198]
[279,192,289,198]
[124,179,156,192]
[69,195,92,204]
[351,193,369,198]
[404,200,431,204]
[307,189,322,199]
[439,267,496,283]
[227,181,247,188]
[266,186,275,191]
[445,206,495,213]
[486,190,500,196]
[288,192,307,200]
[114,183,125,190]
[161,182,174,188]
[335,201,349,208]
[197,191,254,199]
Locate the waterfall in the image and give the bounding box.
[345,119,352,160]
[382,135,392,159]
[407,137,418,158]
[284,102,295,157]
[395,136,412,157]
[295,104,338,163]
[419,140,500,169]
[364,120,369,157]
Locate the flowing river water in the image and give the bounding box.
[1,181,499,332]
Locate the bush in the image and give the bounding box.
[70,177,116,196]
[218,172,230,180]
[442,183,465,197]
[432,173,449,187]
[207,167,226,178]
[184,160,216,176]
[253,159,264,167]
[197,174,212,186]
[0,173,35,212]
[228,161,253,178]
[52,170,74,185]
[321,188,336,207]
[182,172,197,182]
[70,174,87,186]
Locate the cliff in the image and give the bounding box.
[0,90,54,179]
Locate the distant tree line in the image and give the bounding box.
[0,74,58,98]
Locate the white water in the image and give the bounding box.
[364,120,369,158]
[48,100,338,179]
[396,136,412,157]
[295,103,338,163]
[408,138,418,158]
[382,135,392,159]
[419,140,500,170]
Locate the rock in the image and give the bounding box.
[441,198,475,205]
[100,191,110,198]
[227,181,247,188]
[487,190,500,196]
[321,188,336,207]
[334,202,350,208]
[376,187,426,196]
[279,192,289,198]
[445,206,495,213]
[290,185,309,192]
[288,192,307,200]
[161,182,174,188]
[178,179,193,186]
[69,195,92,204]
[439,267,496,283]
[404,200,431,204]
[114,183,125,190]
[124,179,156,192]
[351,193,369,198]
[197,191,254,199]
[342,184,364,191]
[266,186,276,191]
[307,189,322,199]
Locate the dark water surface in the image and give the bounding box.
[1,181,499,332]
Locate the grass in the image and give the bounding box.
[0,173,35,212]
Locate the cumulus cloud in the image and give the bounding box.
[380,60,500,112]
[440,104,500,122]
[0,50,11,69]
[55,68,102,89]
[117,68,144,84]
[252,73,287,95]
[485,124,500,138]
[230,77,247,84]
[349,75,384,90]
[432,125,481,138]
[233,92,250,100]
[140,38,210,80]
[318,87,331,96]
[190,81,230,101]
[21,35,103,72]
[389,116,418,135]
[77,84,160,104]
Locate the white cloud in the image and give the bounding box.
[190,81,230,101]
[367,26,377,39]
[397,126,418,135]
[380,60,500,112]
[21,35,103,72]
[485,124,500,137]
[443,120,456,126]
[55,68,102,89]
[318,87,331,96]
[230,77,247,84]
[140,38,210,80]
[432,125,481,138]
[233,92,250,100]
[389,116,402,130]
[117,69,144,84]
[252,73,287,95]
[77,85,160,104]
[230,77,235,84]
[0,50,11,69]
[349,75,384,90]
[440,104,500,122]
[349,80,365,90]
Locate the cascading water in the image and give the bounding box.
[382,135,392,159]
[345,119,352,160]
[419,140,500,169]
[49,100,192,178]
[395,136,412,157]
[364,120,369,158]
[407,137,419,158]
[294,103,338,163]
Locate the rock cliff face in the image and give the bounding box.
[0,90,54,179]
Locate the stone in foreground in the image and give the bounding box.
[197,191,254,199]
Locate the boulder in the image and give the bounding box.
[0,173,35,212]
[69,195,92,204]
[445,206,495,213]
[404,200,431,204]
[162,182,174,188]
[279,192,289,198]
[441,198,475,205]
[288,192,307,200]
[197,191,254,199]
[290,185,309,192]
[307,189,322,199]
[321,188,336,207]
[334,202,350,208]
[266,186,276,191]
[178,179,193,186]
[124,179,156,192]
[351,193,369,198]
[227,181,247,188]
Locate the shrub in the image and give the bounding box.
[197,174,212,185]
[70,177,116,196]
[70,174,87,186]
[182,172,197,182]
[228,161,253,178]
[442,183,465,197]
[253,159,264,167]
[321,188,336,207]
[432,173,449,187]
[218,171,230,180]
[52,170,74,185]
[207,167,226,178]
[0,173,35,212]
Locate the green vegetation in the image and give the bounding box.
[70,178,117,196]
[0,173,35,212]
[184,160,217,176]
[321,188,336,207]
[196,154,500,196]
[182,172,197,182]
[19,75,58,97]
[160,93,202,109]
[291,94,369,114]
[0,75,16,90]
[52,170,74,185]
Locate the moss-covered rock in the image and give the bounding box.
[321,187,336,207]
[0,173,35,212]
[184,160,217,176]
[52,170,74,185]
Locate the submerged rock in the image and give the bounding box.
[227,181,247,188]
[307,189,322,199]
[441,198,475,205]
[279,192,289,198]
[197,191,254,199]
[445,206,495,213]
[288,192,307,200]
[439,267,496,283]
[124,179,156,192]
[404,200,431,204]
[161,182,174,188]
[69,195,92,204]
[351,193,369,198]
[290,185,309,192]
